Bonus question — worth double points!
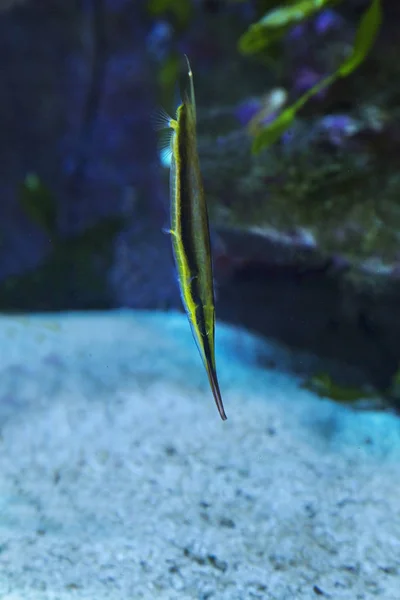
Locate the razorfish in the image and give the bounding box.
[155,55,227,421]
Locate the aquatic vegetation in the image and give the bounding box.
[247,88,288,134]
[157,52,181,109]
[239,0,341,54]
[18,174,58,238]
[303,372,377,405]
[146,0,192,109]
[147,0,192,28]
[199,95,400,284]
[302,368,400,413]
[0,217,123,311]
[238,0,382,153]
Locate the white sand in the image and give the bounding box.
[0,310,399,599]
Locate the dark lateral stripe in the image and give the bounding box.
[176,106,216,349]
[176,107,199,275]
[179,108,214,288]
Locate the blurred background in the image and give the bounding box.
[1,0,400,408]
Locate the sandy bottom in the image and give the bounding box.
[0,310,399,599]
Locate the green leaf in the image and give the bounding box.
[338,0,382,77]
[147,0,191,27]
[259,0,326,27]
[158,53,180,89]
[251,0,382,153]
[303,373,374,403]
[157,52,180,110]
[239,23,289,54]
[238,0,339,54]
[252,72,336,153]
[292,72,336,111]
[252,106,295,153]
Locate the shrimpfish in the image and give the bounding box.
[155,55,227,421]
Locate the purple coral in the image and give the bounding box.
[319,114,358,146]
[293,67,326,98]
[234,99,262,127]
[314,9,343,35]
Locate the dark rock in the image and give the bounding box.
[0,0,177,310]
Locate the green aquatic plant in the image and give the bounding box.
[302,372,376,404]
[0,216,124,311]
[303,370,400,413]
[147,0,192,28]
[238,0,382,153]
[157,52,181,110]
[18,173,58,237]
[239,0,341,54]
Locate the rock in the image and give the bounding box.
[193,24,400,398]
[0,0,176,310]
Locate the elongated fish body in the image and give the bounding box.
[160,56,227,420]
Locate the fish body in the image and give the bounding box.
[158,56,227,420]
